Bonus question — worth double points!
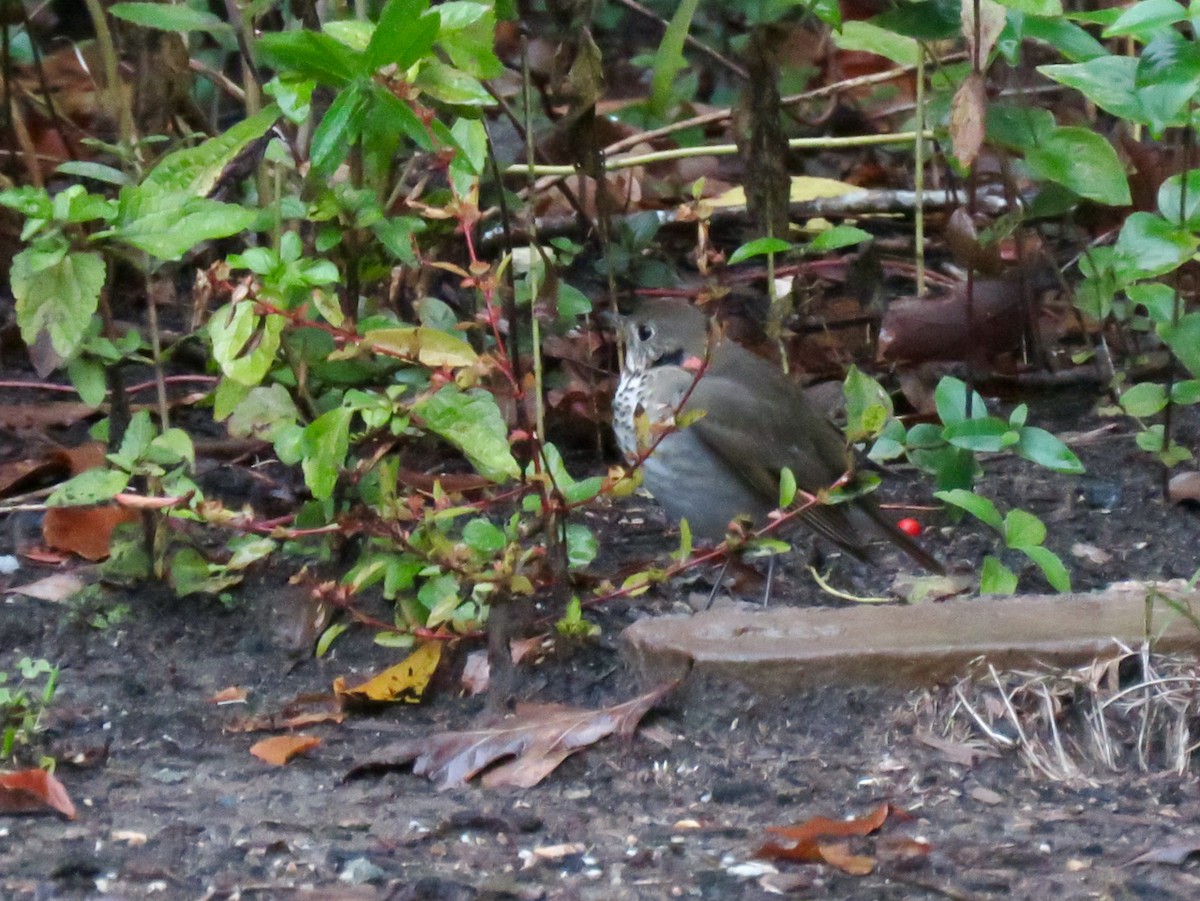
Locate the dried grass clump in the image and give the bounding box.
[917,643,1200,784]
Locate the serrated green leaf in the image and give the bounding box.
[566,523,598,570]
[415,386,519,482]
[365,0,438,72]
[113,191,256,260]
[11,249,105,360]
[208,301,286,386]
[649,0,700,116]
[142,106,280,196]
[301,406,353,500]
[47,468,131,506]
[256,30,365,87]
[109,2,233,34]
[462,518,506,554]
[365,326,479,368]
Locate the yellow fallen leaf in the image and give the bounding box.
[708,176,860,209]
[335,642,443,703]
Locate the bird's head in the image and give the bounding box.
[621,299,713,374]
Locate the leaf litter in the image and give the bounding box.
[347,680,677,789]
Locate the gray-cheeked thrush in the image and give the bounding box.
[613,298,943,573]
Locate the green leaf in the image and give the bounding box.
[301,406,353,500]
[256,30,365,87]
[871,0,960,40]
[1119,381,1168,417]
[11,249,105,360]
[437,1,502,78]
[1158,312,1200,377]
[1114,212,1199,278]
[1024,127,1131,207]
[109,2,233,34]
[844,365,893,442]
[208,301,286,386]
[67,356,106,408]
[1127,282,1177,323]
[728,236,792,265]
[1003,508,1046,547]
[565,523,598,570]
[980,556,1019,594]
[943,417,1020,453]
[778,467,797,508]
[47,467,130,506]
[54,161,131,186]
[936,488,1004,530]
[311,82,368,176]
[833,20,919,66]
[365,0,438,72]
[1016,427,1085,473]
[1020,14,1106,62]
[1021,545,1071,591]
[226,384,300,441]
[934,377,987,425]
[462,518,506,554]
[808,225,872,252]
[1157,169,1200,228]
[142,106,280,196]
[1171,379,1200,404]
[1040,57,1143,123]
[113,190,257,261]
[414,59,493,106]
[1135,30,1200,133]
[994,0,1061,13]
[372,86,434,150]
[1104,0,1187,40]
[415,386,520,482]
[365,326,479,368]
[649,0,700,116]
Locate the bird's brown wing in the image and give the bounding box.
[684,369,872,559]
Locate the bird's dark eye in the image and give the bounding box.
[636,323,654,343]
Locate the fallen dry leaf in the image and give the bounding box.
[756,803,891,872]
[334,641,442,703]
[0,768,77,819]
[208,686,248,705]
[460,635,549,696]
[0,403,95,431]
[250,734,321,766]
[42,505,138,561]
[10,572,86,603]
[348,681,677,790]
[223,691,344,732]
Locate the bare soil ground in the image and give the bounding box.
[3,397,1200,901]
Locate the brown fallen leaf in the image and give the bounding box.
[10,572,86,603]
[250,734,321,766]
[0,403,96,431]
[334,642,442,703]
[756,803,891,872]
[208,686,248,705]
[460,635,549,696]
[223,691,344,732]
[42,505,139,561]
[0,768,77,819]
[347,680,677,790]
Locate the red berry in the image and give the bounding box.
[896,517,921,537]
